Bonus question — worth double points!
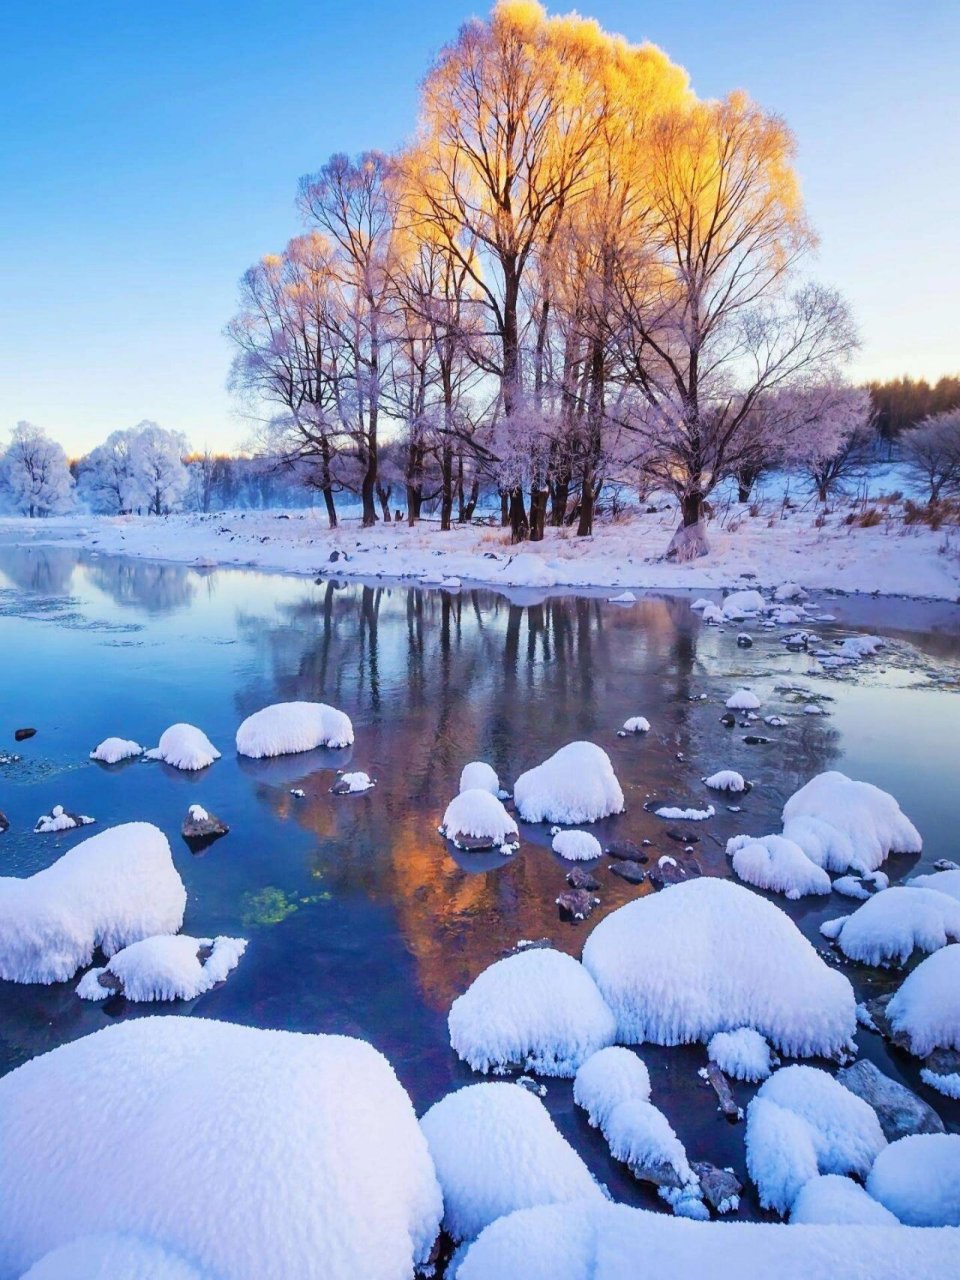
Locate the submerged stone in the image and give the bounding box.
[609,861,646,885]
[837,1058,945,1141]
[566,867,600,891]
[692,1161,742,1214]
[556,889,599,922]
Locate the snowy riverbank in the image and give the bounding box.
[1,495,959,601]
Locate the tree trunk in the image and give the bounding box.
[550,473,570,526]
[456,451,465,522]
[377,485,392,523]
[529,487,548,542]
[440,444,454,532]
[577,480,596,537]
[322,485,338,529]
[462,476,479,523]
[500,492,509,527]
[681,490,704,527]
[508,487,528,542]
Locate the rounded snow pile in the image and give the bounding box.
[0,823,186,984]
[419,1083,601,1242]
[725,688,761,711]
[782,771,921,875]
[908,868,960,901]
[552,830,602,862]
[821,886,960,967]
[0,1017,442,1279]
[726,834,831,900]
[707,1027,774,1082]
[721,589,766,619]
[145,724,220,771]
[581,878,856,1058]
[440,789,518,849]
[620,716,650,734]
[459,761,501,796]
[790,1175,899,1226]
[704,770,745,793]
[885,944,960,1056]
[89,737,143,765]
[21,1234,211,1279]
[76,934,246,1003]
[573,1047,651,1132]
[448,948,616,1077]
[236,701,353,758]
[514,742,624,825]
[867,1133,960,1227]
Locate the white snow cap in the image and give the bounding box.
[0,823,186,984]
[866,1133,960,1227]
[885,943,960,1056]
[89,737,143,764]
[725,688,761,710]
[821,886,960,966]
[21,1234,211,1279]
[604,1097,697,1190]
[514,741,624,825]
[0,1017,442,1279]
[774,582,807,602]
[746,1065,886,1215]
[782,771,921,875]
[552,830,602,862]
[726,833,832,900]
[654,803,714,821]
[76,934,246,1003]
[420,1083,601,1242]
[34,805,95,833]
[440,789,518,848]
[908,868,960,901]
[573,1047,651,1133]
[621,716,650,734]
[448,947,616,1077]
[459,761,500,796]
[145,723,220,771]
[707,1027,774,1082]
[722,589,766,618]
[703,770,745,793]
[790,1175,900,1226]
[236,700,353,757]
[335,771,374,793]
[582,878,856,1058]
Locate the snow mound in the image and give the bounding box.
[774,582,807,602]
[921,1068,960,1099]
[885,944,960,1056]
[620,716,650,734]
[782,771,921,875]
[0,823,186,984]
[76,934,246,1003]
[236,700,353,757]
[608,591,636,604]
[552,830,602,862]
[514,742,624,825]
[725,688,761,710]
[573,1047,651,1133]
[833,871,889,900]
[907,868,960,901]
[690,598,712,610]
[722,590,766,618]
[333,770,375,793]
[726,833,832,900]
[704,770,745,793]
[707,1027,774,1082]
[746,1065,886,1215]
[145,723,220,771]
[34,805,94,833]
[790,1174,900,1226]
[0,1017,442,1279]
[867,1133,960,1227]
[21,1234,211,1279]
[440,789,519,851]
[701,603,725,624]
[654,803,714,821]
[459,761,500,796]
[89,737,142,764]
[604,1098,698,1191]
[837,635,884,659]
[821,886,960,966]
[419,1082,601,1242]
[582,878,855,1058]
[448,948,616,1077]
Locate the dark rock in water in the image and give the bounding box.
[97,970,123,994]
[649,857,701,890]
[567,867,600,891]
[742,734,770,745]
[182,806,229,851]
[837,1059,945,1141]
[0,811,7,833]
[704,1062,742,1122]
[14,728,36,742]
[609,860,646,885]
[862,993,912,1052]
[502,937,553,957]
[556,889,599,922]
[692,1162,742,1214]
[925,1046,960,1077]
[453,833,502,852]
[605,839,648,864]
[627,1154,688,1190]
[196,943,215,964]
[328,549,342,562]
[666,829,699,844]
[720,713,736,728]
[516,1075,546,1096]
[736,634,753,648]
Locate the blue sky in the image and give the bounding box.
[1,0,957,454]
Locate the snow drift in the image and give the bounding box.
[235,700,354,757]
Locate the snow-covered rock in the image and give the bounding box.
[774,582,807,602]
[581,878,855,1058]
[34,805,95,834]
[440,789,519,852]
[707,1027,775,1082]
[448,948,616,1077]
[722,589,766,618]
[790,1174,900,1226]
[837,1058,945,1141]
[821,887,960,967]
[145,723,220,771]
[837,634,884,659]
[703,770,745,793]
[608,591,636,604]
[0,1017,442,1279]
[235,701,353,758]
[419,1083,601,1242]
[866,1134,960,1227]
[908,868,960,901]
[653,803,714,821]
[604,1098,700,1203]
[459,761,500,796]
[701,603,725,624]
[76,934,246,1003]
[725,688,761,711]
[782,771,921,875]
[514,742,624,825]
[0,824,186,984]
[21,1234,211,1280]
[89,737,143,765]
[726,834,832,900]
[552,830,602,862]
[884,944,960,1056]
[331,770,375,794]
[833,871,889,900]
[573,1047,651,1133]
[619,716,650,735]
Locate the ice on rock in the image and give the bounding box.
[0,823,186,984]
[89,738,143,764]
[0,1017,442,1279]
[907,867,960,901]
[725,688,761,711]
[654,803,714,821]
[746,1065,886,1215]
[707,1028,775,1082]
[867,1134,960,1227]
[821,886,960,966]
[582,878,855,1058]
[459,761,501,796]
[144,723,220,771]
[781,771,921,875]
[448,948,616,1077]
[721,590,766,619]
[833,871,889,900]
[514,742,624,825]
[552,830,602,862]
[419,1082,601,1242]
[703,770,745,793]
[619,716,650,735]
[573,1047,651,1133]
[790,1175,900,1226]
[235,701,353,757]
[440,788,519,851]
[76,934,246,1003]
[21,1234,211,1280]
[884,944,960,1056]
[726,834,832,900]
[34,805,95,834]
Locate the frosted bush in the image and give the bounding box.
[235,701,353,757]
[145,724,220,771]
[782,771,921,875]
[514,742,624,824]
[727,834,831,900]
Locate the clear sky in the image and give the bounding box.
[1,0,957,455]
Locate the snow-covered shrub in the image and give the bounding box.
[552,830,602,862]
[866,1134,960,1227]
[440,789,519,851]
[581,878,855,1058]
[707,1027,774,1082]
[145,724,220,771]
[703,770,745,793]
[885,944,960,1056]
[21,1234,210,1280]
[513,742,624,824]
[790,1174,899,1226]
[0,824,186,984]
[0,1017,442,1278]
[34,805,95,834]
[726,834,831,900]
[235,701,353,757]
[725,688,761,710]
[782,771,921,875]
[821,887,960,967]
[573,1047,651,1133]
[419,1083,601,1242]
[76,935,246,1003]
[448,948,616,1077]
[459,761,500,796]
[89,737,143,764]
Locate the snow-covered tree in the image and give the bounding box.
[1,422,75,516]
[780,385,874,501]
[77,428,141,513]
[130,422,189,515]
[902,410,960,504]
